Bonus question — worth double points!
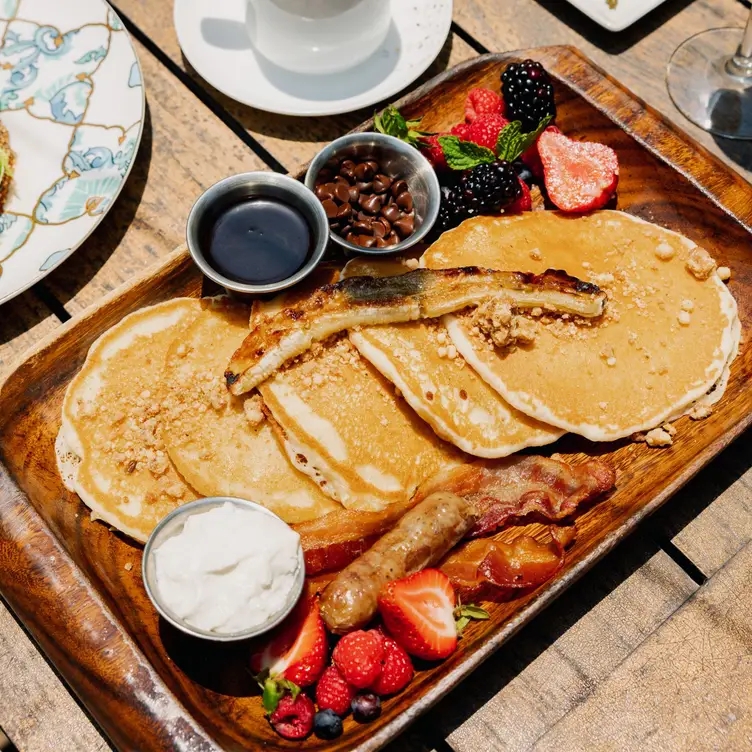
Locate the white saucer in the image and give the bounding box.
[173,0,453,117]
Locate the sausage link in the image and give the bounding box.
[319,492,477,633]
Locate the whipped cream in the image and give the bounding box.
[153,501,302,634]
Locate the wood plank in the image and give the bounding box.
[39,38,267,317]
[112,0,477,173]
[0,293,59,380]
[423,543,698,751]
[528,540,752,751]
[453,0,752,182]
[0,600,109,752]
[658,429,752,578]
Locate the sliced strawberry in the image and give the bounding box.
[464,87,504,123]
[538,127,619,213]
[506,177,532,213]
[419,133,449,172]
[378,569,458,661]
[450,122,472,140]
[370,635,414,695]
[465,113,510,151]
[250,597,327,687]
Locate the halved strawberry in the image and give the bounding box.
[378,569,458,661]
[538,127,619,213]
[464,87,504,123]
[250,597,327,687]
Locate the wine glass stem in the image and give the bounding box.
[729,8,752,75]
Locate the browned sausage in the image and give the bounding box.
[319,492,478,633]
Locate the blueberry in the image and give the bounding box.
[314,709,343,740]
[513,159,534,186]
[351,692,381,723]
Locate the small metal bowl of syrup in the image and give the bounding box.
[305,132,441,255]
[186,172,329,294]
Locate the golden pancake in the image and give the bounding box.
[254,289,459,512]
[57,299,201,542]
[341,257,563,458]
[161,298,339,523]
[424,211,738,441]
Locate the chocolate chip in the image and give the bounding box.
[334,175,349,185]
[384,230,400,246]
[393,215,414,238]
[381,204,401,223]
[354,162,374,181]
[340,166,356,183]
[341,159,356,171]
[325,158,340,170]
[356,181,373,194]
[334,182,351,203]
[355,235,376,248]
[365,160,379,173]
[315,183,334,201]
[396,191,413,212]
[336,202,352,219]
[372,174,393,193]
[375,237,388,248]
[316,168,334,183]
[321,198,339,219]
[352,219,374,235]
[372,220,387,238]
[359,194,383,214]
[348,186,360,202]
[390,179,408,197]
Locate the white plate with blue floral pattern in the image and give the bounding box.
[0,0,144,305]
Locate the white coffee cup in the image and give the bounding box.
[246,0,391,75]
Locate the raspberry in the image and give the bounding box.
[420,134,449,171]
[465,114,510,151]
[506,177,532,213]
[332,630,385,689]
[450,122,472,140]
[315,666,355,716]
[465,87,504,123]
[370,636,414,696]
[269,694,315,740]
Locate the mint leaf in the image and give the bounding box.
[279,679,301,702]
[496,114,553,162]
[437,136,496,171]
[262,678,284,713]
[374,106,426,147]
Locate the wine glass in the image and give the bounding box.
[667,9,752,139]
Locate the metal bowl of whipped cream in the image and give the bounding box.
[142,497,306,642]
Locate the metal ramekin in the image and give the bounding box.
[142,497,305,642]
[186,172,329,295]
[305,132,441,255]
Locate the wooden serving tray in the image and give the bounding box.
[1,47,751,751]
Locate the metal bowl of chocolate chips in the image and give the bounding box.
[305,132,441,255]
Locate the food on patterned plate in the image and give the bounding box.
[56,299,201,542]
[424,211,739,441]
[161,297,339,523]
[225,266,608,395]
[341,256,564,457]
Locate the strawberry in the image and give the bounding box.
[464,87,504,123]
[465,113,510,151]
[450,122,472,140]
[250,597,327,687]
[332,630,385,689]
[315,666,355,716]
[420,134,449,171]
[378,569,458,661]
[507,177,532,213]
[269,693,315,740]
[370,635,414,696]
[538,127,619,213]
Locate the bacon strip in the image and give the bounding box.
[440,526,575,599]
[413,455,615,537]
[296,455,615,575]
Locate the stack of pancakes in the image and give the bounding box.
[57,211,739,541]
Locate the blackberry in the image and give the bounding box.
[501,60,556,132]
[435,161,521,234]
[459,161,520,212]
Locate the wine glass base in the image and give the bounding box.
[667,27,752,140]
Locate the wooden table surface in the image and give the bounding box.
[1,1,751,750]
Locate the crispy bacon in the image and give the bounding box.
[296,454,614,576]
[440,526,576,599]
[413,455,615,537]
